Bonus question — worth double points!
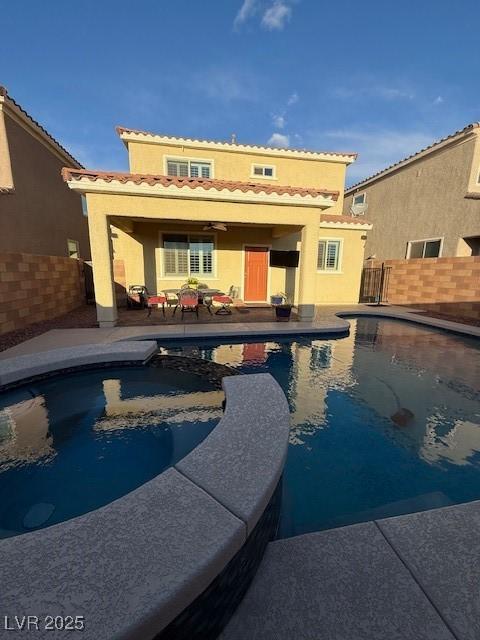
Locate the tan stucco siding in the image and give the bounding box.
[112,222,291,300]
[344,133,480,260]
[0,114,90,258]
[126,141,346,215]
[85,191,323,226]
[109,220,365,305]
[316,228,366,303]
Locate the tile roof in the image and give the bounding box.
[115,126,358,160]
[0,86,82,169]
[61,168,340,200]
[320,213,372,226]
[346,122,480,193]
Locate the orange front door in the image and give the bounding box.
[244,246,268,301]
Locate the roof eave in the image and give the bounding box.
[115,126,357,165]
[0,87,83,169]
[64,176,337,209]
[346,123,480,194]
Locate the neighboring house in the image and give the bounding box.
[0,86,90,259]
[63,127,371,327]
[343,123,480,260]
[0,87,91,336]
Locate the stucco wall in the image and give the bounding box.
[0,114,90,258]
[344,133,480,259]
[0,252,85,335]
[112,222,297,302]
[317,228,367,303]
[126,141,347,216]
[111,222,366,305]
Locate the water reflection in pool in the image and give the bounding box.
[160,318,480,538]
[0,367,222,538]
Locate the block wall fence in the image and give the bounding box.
[367,256,480,320]
[0,252,86,335]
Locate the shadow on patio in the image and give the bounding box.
[117,303,300,326]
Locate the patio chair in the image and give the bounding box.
[164,290,179,312]
[211,294,233,315]
[174,287,199,319]
[147,294,166,318]
[127,285,148,309]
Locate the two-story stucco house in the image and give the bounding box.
[343,123,480,260]
[63,127,371,327]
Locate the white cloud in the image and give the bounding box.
[433,95,444,105]
[322,128,434,184]
[261,1,292,30]
[268,132,290,147]
[287,91,299,106]
[272,114,286,128]
[234,0,294,31]
[233,0,258,30]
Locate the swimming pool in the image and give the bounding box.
[159,317,480,539]
[0,366,221,538]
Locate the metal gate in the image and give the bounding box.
[360,264,391,304]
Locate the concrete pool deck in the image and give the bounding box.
[221,498,480,640]
[1,304,479,360]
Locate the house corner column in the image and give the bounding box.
[297,223,318,321]
[88,209,118,328]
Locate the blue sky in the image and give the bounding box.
[1,0,479,185]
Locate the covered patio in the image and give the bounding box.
[63,168,345,328]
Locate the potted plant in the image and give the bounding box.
[274,295,293,322]
[186,277,199,290]
[271,292,286,305]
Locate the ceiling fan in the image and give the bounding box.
[203,222,227,232]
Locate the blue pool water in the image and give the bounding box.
[1,318,479,540]
[158,318,480,539]
[0,367,221,538]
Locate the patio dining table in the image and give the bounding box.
[162,288,225,303]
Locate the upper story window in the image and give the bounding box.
[67,239,80,259]
[317,239,342,272]
[406,238,442,259]
[252,164,276,179]
[166,159,212,179]
[353,193,366,205]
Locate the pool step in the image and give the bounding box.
[220,516,461,640]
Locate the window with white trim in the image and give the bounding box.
[163,234,215,277]
[353,193,366,205]
[317,240,341,271]
[67,239,80,259]
[252,165,275,178]
[407,238,442,259]
[166,160,211,179]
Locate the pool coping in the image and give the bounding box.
[0,367,291,640]
[0,341,159,388]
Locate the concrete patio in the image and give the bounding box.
[221,498,480,640]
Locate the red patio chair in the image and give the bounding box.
[211,295,233,315]
[174,288,199,319]
[147,294,166,317]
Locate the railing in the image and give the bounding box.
[360,264,391,304]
